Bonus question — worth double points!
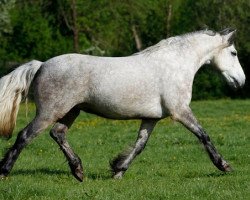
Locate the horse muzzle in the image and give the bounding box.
[222,71,246,90]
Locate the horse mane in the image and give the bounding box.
[135,29,216,56]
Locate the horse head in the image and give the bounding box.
[213,28,246,89]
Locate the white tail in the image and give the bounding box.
[0,60,42,138]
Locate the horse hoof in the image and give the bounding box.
[73,168,84,182]
[69,162,84,182]
[219,160,233,172]
[222,162,233,172]
[0,174,7,180]
[71,163,84,182]
[113,171,124,179]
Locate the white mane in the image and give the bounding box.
[136,30,217,56]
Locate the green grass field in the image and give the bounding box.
[0,100,249,200]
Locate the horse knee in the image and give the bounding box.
[50,123,68,144]
[50,123,68,135]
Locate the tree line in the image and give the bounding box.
[0,0,249,99]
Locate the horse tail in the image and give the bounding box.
[0,60,42,138]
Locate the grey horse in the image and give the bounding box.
[0,28,245,181]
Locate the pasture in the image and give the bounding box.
[0,100,249,199]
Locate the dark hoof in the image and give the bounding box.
[73,167,84,182]
[218,160,233,172]
[69,162,84,182]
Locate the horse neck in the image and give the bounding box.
[146,33,223,85]
[140,33,222,77]
[188,34,222,73]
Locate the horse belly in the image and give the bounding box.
[84,92,164,119]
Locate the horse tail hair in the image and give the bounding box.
[0,60,42,138]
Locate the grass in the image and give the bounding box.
[0,100,249,200]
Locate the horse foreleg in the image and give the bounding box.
[110,119,158,179]
[175,106,232,172]
[49,108,83,182]
[0,117,52,178]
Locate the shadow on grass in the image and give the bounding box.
[12,168,68,176]
[184,171,234,179]
[12,168,112,180]
[86,172,111,180]
[205,171,232,177]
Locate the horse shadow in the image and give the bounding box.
[183,171,234,179]
[12,168,67,176]
[12,168,111,180]
[12,167,231,180]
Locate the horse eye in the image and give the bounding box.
[231,51,237,56]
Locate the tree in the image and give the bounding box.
[0,0,15,36]
[171,0,250,99]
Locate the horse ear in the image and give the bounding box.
[220,28,237,46]
[219,28,235,35]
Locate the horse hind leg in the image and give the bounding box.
[0,116,53,178]
[110,119,158,179]
[49,107,83,182]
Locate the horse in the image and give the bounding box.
[0,28,245,182]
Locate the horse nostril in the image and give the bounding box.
[232,77,243,89]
